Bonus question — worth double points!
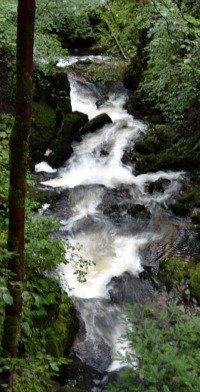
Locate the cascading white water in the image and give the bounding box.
[36,57,184,374]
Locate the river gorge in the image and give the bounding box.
[35,56,198,391]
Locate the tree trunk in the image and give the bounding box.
[1,0,35,388]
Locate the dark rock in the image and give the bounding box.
[100,149,109,156]
[170,202,190,217]
[147,179,171,194]
[96,96,109,108]
[127,204,150,219]
[47,111,88,168]
[29,101,56,165]
[34,65,71,113]
[80,113,112,136]
[139,265,153,280]
[60,358,101,392]
[107,271,154,304]
[61,111,88,144]
[47,144,74,169]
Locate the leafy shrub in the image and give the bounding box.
[189,264,200,302]
[107,304,200,392]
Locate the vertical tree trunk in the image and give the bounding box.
[1,0,35,388]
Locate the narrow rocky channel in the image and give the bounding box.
[35,56,196,390]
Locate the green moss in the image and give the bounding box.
[189,264,200,303]
[47,111,88,168]
[71,61,125,85]
[32,101,56,130]
[170,202,191,217]
[126,120,200,174]
[46,292,78,358]
[60,387,87,392]
[159,258,188,290]
[34,65,71,112]
[170,186,200,217]
[29,102,56,164]
[80,113,112,135]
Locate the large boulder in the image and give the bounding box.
[62,111,89,144]
[29,101,57,165]
[47,111,88,168]
[34,65,72,114]
[80,113,112,136]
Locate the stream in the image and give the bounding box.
[35,56,193,390]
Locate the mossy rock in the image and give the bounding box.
[123,56,143,92]
[34,65,71,112]
[62,111,89,143]
[73,61,125,85]
[47,143,73,169]
[170,188,200,217]
[158,258,188,291]
[47,111,88,168]
[189,264,200,303]
[46,291,78,358]
[80,113,112,136]
[125,90,162,120]
[29,102,56,164]
[170,202,191,217]
[127,121,200,173]
[127,204,150,219]
[147,179,171,194]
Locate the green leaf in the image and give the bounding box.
[22,321,32,337]
[2,292,13,305]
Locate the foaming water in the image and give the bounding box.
[57,55,113,68]
[42,84,147,189]
[38,61,184,374]
[59,234,146,299]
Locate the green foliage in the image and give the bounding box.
[138,1,200,121]
[159,258,188,290]
[0,1,17,56]
[0,354,69,392]
[107,305,200,392]
[98,1,200,122]
[25,216,65,276]
[183,0,200,18]
[189,264,200,302]
[0,114,76,391]
[36,0,103,46]
[97,0,139,57]
[0,114,13,200]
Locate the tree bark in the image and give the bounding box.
[1,0,35,389]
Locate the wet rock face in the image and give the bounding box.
[30,108,88,168]
[47,111,88,168]
[30,66,74,167]
[100,187,150,221]
[146,179,171,194]
[96,96,109,109]
[60,358,102,392]
[80,113,112,136]
[107,272,155,304]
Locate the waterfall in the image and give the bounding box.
[36,56,184,377]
